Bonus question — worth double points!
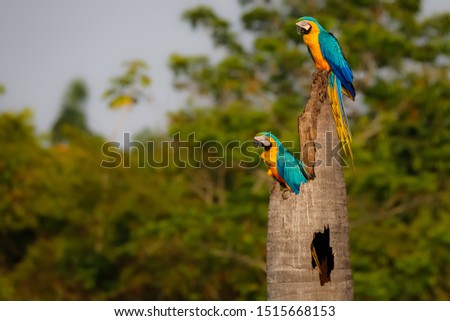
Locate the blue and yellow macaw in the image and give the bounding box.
[296,16,355,158]
[254,132,309,194]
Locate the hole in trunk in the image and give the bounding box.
[311,225,334,286]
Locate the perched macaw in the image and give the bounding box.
[254,132,309,194]
[296,16,355,158]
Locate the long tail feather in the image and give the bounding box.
[328,73,353,159]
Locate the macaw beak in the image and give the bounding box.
[296,21,310,35]
[254,135,272,148]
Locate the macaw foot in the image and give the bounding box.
[282,188,291,200]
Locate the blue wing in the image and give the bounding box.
[276,145,308,194]
[319,31,355,99]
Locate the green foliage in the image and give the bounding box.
[51,79,90,144]
[1,0,449,300]
[347,72,450,300]
[183,6,244,53]
[103,59,151,109]
[0,109,268,299]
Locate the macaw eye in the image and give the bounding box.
[262,138,272,149]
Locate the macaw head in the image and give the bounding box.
[296,16,323,35]
[254,132,281,150]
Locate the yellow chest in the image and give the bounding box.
[303,32,331,71]
[261,147,286,184]
[261,147,278,167]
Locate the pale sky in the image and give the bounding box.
[0,0,448,137]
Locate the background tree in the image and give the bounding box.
[103,59,151,140]
[51,79,89,144]
[103,59,151,109]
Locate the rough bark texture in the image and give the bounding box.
[266,70,353,300]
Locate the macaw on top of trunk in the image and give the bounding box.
[296,16,355,158]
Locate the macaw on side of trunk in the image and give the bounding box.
[254,132,309,195]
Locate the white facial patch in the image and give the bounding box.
[254,135,271,147]
[296,20,311,31]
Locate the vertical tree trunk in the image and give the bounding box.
[266,71,353,300]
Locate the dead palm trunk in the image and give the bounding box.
[266,70,353,300]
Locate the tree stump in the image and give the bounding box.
[266,70,353,300]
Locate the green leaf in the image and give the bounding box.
[109,95,136,109]
[140,75,151,87]
[102,88,115,99]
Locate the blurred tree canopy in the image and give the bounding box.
[0,0,449,300]
[103,60,151,109]
[51,79,90,144]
